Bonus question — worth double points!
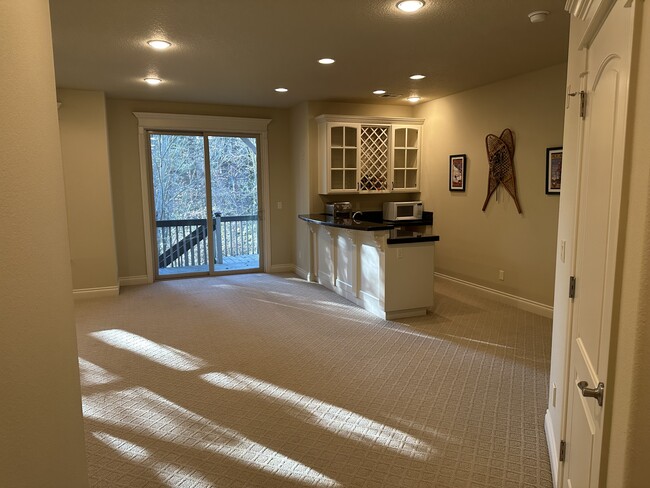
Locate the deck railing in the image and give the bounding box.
[156,213,258,269]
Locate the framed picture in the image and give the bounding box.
[449,154,467,191]
[546,147,563,194]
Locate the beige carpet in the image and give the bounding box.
[75,273,553,488]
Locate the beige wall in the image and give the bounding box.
[58,88,119,291]
[291,102,311,276]
[414,64,566,306]
[105,99,293,280]
[0,1,88,485]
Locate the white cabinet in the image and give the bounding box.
[308,223,434,319]
[316,115,424,195]
[325,124,359,192]
[392,125,421,191]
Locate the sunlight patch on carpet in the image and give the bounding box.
[90,329,208,371]
[84,387,341,487]
[93,432,213,487]
[201,371,432,460]
[78,358,122,387]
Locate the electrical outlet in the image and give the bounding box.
[397,248,404,259]
[498,270,505,281]
[276,201,283,210]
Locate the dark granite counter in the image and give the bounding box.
[387,230,440,244]
[299,214,393,231]
[298,213,439,245]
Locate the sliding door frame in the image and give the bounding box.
[204,132,264,275]
[135,112,271,283]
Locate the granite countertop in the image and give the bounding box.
[298,212,439,244]
[299,214,394,231]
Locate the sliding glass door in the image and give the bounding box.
[149,132,262,278]
[208,135,260,272]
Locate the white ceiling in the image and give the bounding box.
[49,0,570,108]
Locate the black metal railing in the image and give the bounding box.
[156,213,258,269]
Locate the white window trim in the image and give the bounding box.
[134,112,272,283]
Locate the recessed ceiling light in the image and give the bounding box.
[318,58,336,65]
[275,87,288,93]
[528,10,550,23]
[147,40,172,50]
[407,96,421,103]
[144,77,162,86]
[410,74,426,80]
[373,89,387,95]
[397,0,425,13]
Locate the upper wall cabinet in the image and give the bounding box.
[392,125,420,191]
[316,115,424,195]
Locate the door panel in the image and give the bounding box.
[150,133,208,277]
[563,2,635,486]
[207,135,262,273]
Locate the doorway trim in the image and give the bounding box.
[134,112,272,283]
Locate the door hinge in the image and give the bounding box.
[568,90,587,118]
[560,440,566,462]
[569,276,576,299]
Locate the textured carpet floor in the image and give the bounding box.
[75,273,553,488]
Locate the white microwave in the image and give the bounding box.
[383,201,423,221]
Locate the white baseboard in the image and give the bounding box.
[119,275,150,286]
[294,266,309,280]
[268,264,296,274]
[73,285,120,300]
[545,411,560,487]
[435,272,554,318]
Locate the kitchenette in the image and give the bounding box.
[299,114,438,319]
[299,201,438,320]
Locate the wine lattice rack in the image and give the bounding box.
[359,126,389,191]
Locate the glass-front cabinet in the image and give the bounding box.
[328,124,358,192]
[392,126,420,191]
[317,115,423,195]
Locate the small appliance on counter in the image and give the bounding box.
[383,201,423,221]
[325,201,352,218]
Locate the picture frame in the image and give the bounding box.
[449,154,467,191]
[546,147,563,194]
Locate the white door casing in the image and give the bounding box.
[133,112,272,282]
[562,1,637,487]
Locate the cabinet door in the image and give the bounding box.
[328,124,359,193]
[391,125,420,191]
[359,125,390,192]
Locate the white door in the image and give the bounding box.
[563,2,636,486]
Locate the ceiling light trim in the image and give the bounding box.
[144,77,162,85]
[147,39,172,50]
[397,0,425,13]
[528,10,550,23]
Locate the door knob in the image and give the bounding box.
[578,381,604,406]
